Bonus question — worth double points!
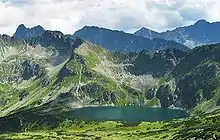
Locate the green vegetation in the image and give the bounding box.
[0,109,219,140]
[146,97,160,107]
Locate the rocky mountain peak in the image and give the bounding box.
[194,19,209,25]
[13,24,45,39]
[17,24,26,29]
[134,27,160,39]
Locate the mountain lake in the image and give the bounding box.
[67,106,189,123]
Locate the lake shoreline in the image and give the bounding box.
[67,106,189,123]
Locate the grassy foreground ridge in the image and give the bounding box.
[0,109,219,140]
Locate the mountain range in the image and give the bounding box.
[1,28,220,115]
[71,26,187,52]
[135,19,220,48]
[0,20,220,139]
[13,19,220,50]
[13,24,188,52]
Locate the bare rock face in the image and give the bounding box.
[13,24,45,39]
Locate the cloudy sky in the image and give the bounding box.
[0,0,220,35]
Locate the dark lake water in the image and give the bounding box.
[68,106,189,122]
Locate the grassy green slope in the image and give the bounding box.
[0,39,160,117]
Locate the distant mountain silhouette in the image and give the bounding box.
[72,26,188,52]
[135,19,220,48]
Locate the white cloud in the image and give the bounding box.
[0,0,220,35]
